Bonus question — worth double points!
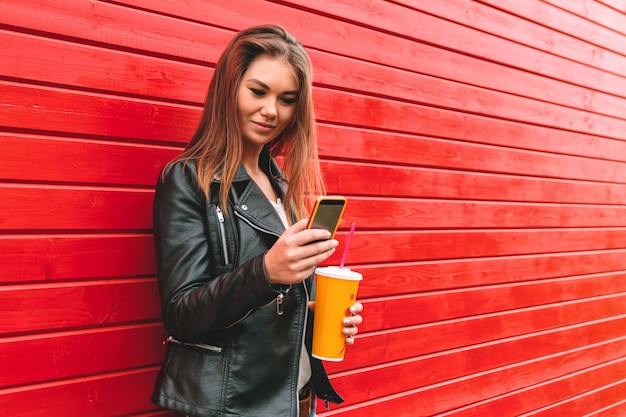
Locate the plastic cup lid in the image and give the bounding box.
[315,266,362,280]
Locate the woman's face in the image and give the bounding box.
[237,55,299,152]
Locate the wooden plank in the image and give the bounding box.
[355,278,626,334]
[367,106,626,164]
[541,0,626,36]
[321,161,626,204]
[321,336,626,416]
[0,28,211,104]
[0,133,180,186]
[436,359,626,417]
[330,291,626,373]
[0,279,161,335]
[522,380,626,416]
[315,87,626,146]
[0,367,161,417]
[0,235,156,283]
[316,117,626,173]
[354,250,626,297]
[586,400,626,417]
[0,323,166,388]
[0,186,153,231]
[329,228,626,266]
[596,0,626,12]
[0,81,199,143]
[342,198,626,230]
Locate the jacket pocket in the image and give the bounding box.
[152,337,225,415]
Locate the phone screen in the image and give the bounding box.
[308,198,346,238]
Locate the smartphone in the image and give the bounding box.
[306,195,347,239]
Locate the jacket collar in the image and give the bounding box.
[228,148,290,236]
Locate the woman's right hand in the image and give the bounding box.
[264,219,339,285]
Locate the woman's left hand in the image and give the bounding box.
[342,302,363,345]
[308,301,363,345]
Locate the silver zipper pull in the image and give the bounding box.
[276,293,284,315]
[216,206,225,222]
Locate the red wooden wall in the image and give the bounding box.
[2,0,626,416]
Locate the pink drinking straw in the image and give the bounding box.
[339,222,357,268]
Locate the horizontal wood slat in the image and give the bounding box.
[332,296,626,374]
[0,323,166,388]
[343,198,626,229]
[355,249,626,297]
[585,400,626,417]
[322,162,626,204]
[0,368,160,417]
[0,28,211,104]
[0,186,153,231]
[0,132,179,186]
[0,81,199,142]
[0,279,161,335]
[542,0,626,35]
[0,235,156,283]
[316,126,626,183]
[357,281,626,334]
[597,0,626,13]
[523,380,626,416]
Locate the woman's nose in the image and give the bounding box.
[260,98,277,117]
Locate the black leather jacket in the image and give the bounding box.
[151,151,343,416]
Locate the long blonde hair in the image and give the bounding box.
[175,25,325,220]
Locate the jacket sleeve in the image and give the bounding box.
[153,163,279,341]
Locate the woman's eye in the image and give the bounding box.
[280,96,297,105]
[250,88,265,96]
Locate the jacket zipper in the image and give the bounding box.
[215,205,230,266]
[167,336,223,353]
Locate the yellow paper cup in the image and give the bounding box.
[312,266,362,361]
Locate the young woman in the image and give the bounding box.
[151,25,363,417]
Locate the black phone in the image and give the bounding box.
[306,196,347,239]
